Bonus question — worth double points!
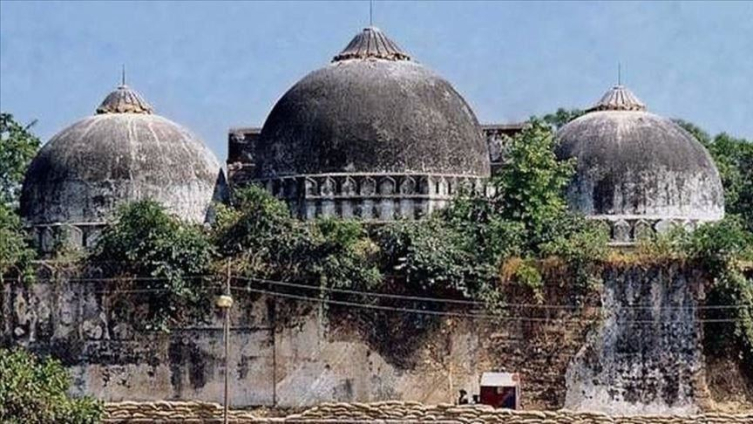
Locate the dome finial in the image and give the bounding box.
[369,0,373,27]
[588,84,646,112]
[96,82,154,115]
[121,64,126,87]
[333,26,411,62]
[617,62,621,86]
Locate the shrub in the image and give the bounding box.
[1,112,41,208]
[538,214,610,294]
[92,200,216,331]
[686,219,753,373]
[0,348,103,424]
[375,217,498,301]
[212,185,311,280]
[306,218,381,291]
[492,117,576,238]
[0,203,35,281]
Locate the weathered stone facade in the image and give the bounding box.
[481,124,523,175]
[225,27,505,221]
[1,264,718,413]
[20,85,225,254]
[252,173,488,221]
[226,125,522,220]
[566,264,707,415]
[555,86,725,245]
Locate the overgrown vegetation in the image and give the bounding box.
[91,200,217,331]
[212,186,382,294]
[635,217,753,378]
[0,113,39,280]
[0,203,35,281]
[1,113,41,208]
[543,107,585,129]
[2,107,751,379]
[675,119,753,232]
[443,118,608,299]
[0,348,104,424]
[211,119,608,314]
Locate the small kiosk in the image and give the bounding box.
[479,372,521,409]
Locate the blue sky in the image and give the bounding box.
[1,1,751,162]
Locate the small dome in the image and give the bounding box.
[556,85,724,222]
[256,27,490,178]
[21,85,222,228]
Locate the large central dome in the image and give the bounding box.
[256,27,490,178]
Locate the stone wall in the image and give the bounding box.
[565,264,707,415]
[1,263,712,412]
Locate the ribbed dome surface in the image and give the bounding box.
[588,85,646,112]
[21,88,222,226]
[256,27,489,178]
[96,85,154,114]
[556,86,723,221]
[333,26,410,61]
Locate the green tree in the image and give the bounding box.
[438,116,608,300]
[92,200,216,331]
[307,218,381,291]
[211,185,311,280]
[675,119,753,232]
[706,133,753,231]
[0,202,35,281]
[438,193,525,266]
[0,113,41,208]
[213,187,382,296]
[543,108,585,129]
[493,117,576,238]
[375,218,491,299]
[0,348,103,424]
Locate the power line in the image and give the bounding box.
[28,275,216,283]
[234,275,753,311]
[237,275,486,306]
[12,273,753,311]
[231,285,746,324]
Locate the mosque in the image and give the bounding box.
[19,26,725,251]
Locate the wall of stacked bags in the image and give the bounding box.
[104,401,753,423]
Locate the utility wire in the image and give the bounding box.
[235,275,753,311]
[231,285,746,324]
[17,274,753,311]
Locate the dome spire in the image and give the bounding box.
[617,62,621,85]
[587,84,646,112]
[96,78,154,115]
[333,27,411,62]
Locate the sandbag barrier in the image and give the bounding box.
[105,401,753,423]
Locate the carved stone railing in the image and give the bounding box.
[254,173,491,221]
[25,221,106,254]
[596,216,716,246]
